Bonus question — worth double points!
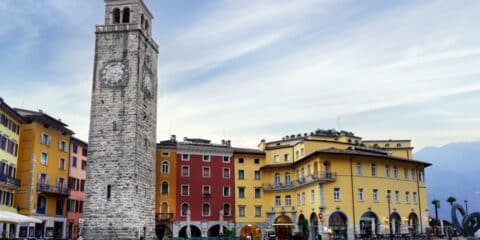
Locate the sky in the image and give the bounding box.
[0,0,479,150]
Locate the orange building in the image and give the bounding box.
[155,135,177,237]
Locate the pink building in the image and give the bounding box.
[67,137,87,239]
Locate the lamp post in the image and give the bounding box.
[464,200,469,215]
[387,194,392,237]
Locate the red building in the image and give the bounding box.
[174,138,235,237]
[67,137,87,239]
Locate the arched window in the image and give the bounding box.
[161,202,168,213]
[181,203,189,216]
[161,161,169,174]
[223,203,231,216]
[141,14,145,26]
[36,195,47,214]
[122,8,130,23]
[202,203,210,216]
[113,8,120,24]
[161,181,169,195]
[385,143,390,148]
[396,143,402,148]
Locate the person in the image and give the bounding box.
[162,234,170,240]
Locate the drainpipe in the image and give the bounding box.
[349,156,356,238]
[415,165,423,233]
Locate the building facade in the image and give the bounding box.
[67,137,87,240]
[0,98,24,237]
[83,0,159,239]
[173,138,235,237]
[15,108,73,239]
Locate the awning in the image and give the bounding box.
[0,210,42,224]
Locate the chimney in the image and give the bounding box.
[170,134,176,142]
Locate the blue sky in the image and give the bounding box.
[1,0,479,150]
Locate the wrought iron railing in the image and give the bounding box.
[0,174,20,187]
[262,172,336,191]
[37,183,69,195]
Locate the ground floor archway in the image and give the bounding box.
[274,215,293,240]
[329,211,348,240]
[208,224,229,237]
[408,213,419,234]
[359,211,379,236]
[155,224,172,239]
[389,212,401,234]
[178,225,201,237]
[240,224,262,240]
[310,213,319,240]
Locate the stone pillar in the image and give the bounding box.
[5,223,9,238]
[15,224,20,238]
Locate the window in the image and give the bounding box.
[296,194,300,205]
[406,192,410,203]
[285,172,291,186]
[56,198,64,215]
[295,150,299,159]
[58,141,67,152]
[181,166,190,177]
[413,192,418,203]
[72,144,78,153]
[285,195,292,206]
[59,158,65,170]
[72,157,77,167]
[254,188,261,198]
[395,190,400,203]
[161,182,168,195]
[107,185,111,200]
[387,190,391,202]
[255,206,262,217]
[161,151,169,156]
[238,187,245,198]
[202,203,211,216]
[203,185,211,195]
[275,196,281,206]
[223,156,230,163]
[40,133,51,146]
[238,158,244,163]
[386,165,390,177]
[238,206,245,217]
[223,204,231,216]
[223,186,230,197]
[82,148,87,156]
[203,155,210,162]
[238,170,244,180]
[300,148,304,157]
[356,162,362,176]
[301,192,306,205]
[181,203,189,216]
[274,173,281,186]
[113,8,120,23]
[254,159,260,164]
[396,143,402,148]
[36,195,47,214]
[284,154,289,162]
[371,164,377,176]
[358,188,364,201]
[81,160,86,170]
[203,167,211,178]
[394,166,398,178]
[254,170,261,180]
[412,169,417,180]
[223,168,230,178]
[373,189,379,202]
[334,188,340,201]
[181,154,189,161]
[161,161,169,174]
[181,185,189,196]
[274,155,280,163]
[404,168,409,179]
[311,189,315,203]
[41,152,48,165]
[385,143,390,148]
[122,7,130,23]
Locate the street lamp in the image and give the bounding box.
[387,194,392,236]
[464,200,469,215]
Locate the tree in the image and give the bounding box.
[446,196,456,206]
[432,199,441,224]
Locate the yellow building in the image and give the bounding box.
[15,108,73,239]
[236,129,430,240]
[156,136,178,238]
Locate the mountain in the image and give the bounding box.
[414,141,480,221]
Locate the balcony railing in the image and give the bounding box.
[262,172,336,192]
[37,183,69,195]
[0,174,20,187]
[156,213,173,222]
[96,23,142,33]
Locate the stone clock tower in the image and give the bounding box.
[84,0,158,239]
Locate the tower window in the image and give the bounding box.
[122,8,130,23]
[145,20,149,30]
[107,185,111,200]
[113,8,120,24]
[141,14,145,26]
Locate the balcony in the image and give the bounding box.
[156,213,173,223]
[262,172,336,192]
[37,183,69,196]
[0,174,20,188]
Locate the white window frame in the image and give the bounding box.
[161,160,169,174]
[181,165,190,177]
[285,195,291,206]
[238,205,246,217]
[223,186,231,197]
[180,184,190,196]
[356,162,362,176]
[203,155,211,162]
[202,203,211,216]
[334,188,340,201]
[255,206,262,217]
[358,188,364,201]
[40,152,48,165]
[371,164,377,176]
[223,156,230,163]
[275,196,281,206]
[202,166,211,178]
[161,151,170,156]
[273,155,280,163]
[181,154,189,161]
[223,168,230,179]
[373,189,379,202]
[202,185,211,195]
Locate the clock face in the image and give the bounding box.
[101,61,128,86]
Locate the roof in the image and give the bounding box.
[233,147,265,155]
[14,108,74,135]
[0,98,26,124]
[260,163,292,170]
[71,137,88,146]
[363,139,411,142]
[293,148,431,167]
